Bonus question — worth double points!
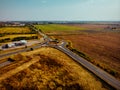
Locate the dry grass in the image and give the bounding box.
[0,26,38,43]
[0,27,31,34]
[0,56,40,81]
[65,24,107,30]
[0,47,108,90]
[0,54,30,75]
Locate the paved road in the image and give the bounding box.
[0,25,49,67]
[0,43,45,59]
[51,42,120,90]
[1,40,40,51]
[0,42,47,68]
[1,25,120,89]
[0,61,12,68]
[32,25,120,89]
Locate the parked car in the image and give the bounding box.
[14,40,27,46]
[8,43,15,48]
[2,44,9,49]
[1,40,27,49]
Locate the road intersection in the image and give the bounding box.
[0,25,120,89]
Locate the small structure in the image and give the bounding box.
[2,43,15,49]
[2,44,9,49]
[1,40,27,49]
[8,43,15,48]
[14,40,27,46]
[20,40,27,44]
[5,22,25,26]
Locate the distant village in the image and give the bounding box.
[0,21,120,30]
[0,22,25,27]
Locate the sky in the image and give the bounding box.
[0,0,120,21]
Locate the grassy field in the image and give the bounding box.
[34,24,86,33]
[0,27,31,34]
[0,47,108,90]
[34,24,120,80]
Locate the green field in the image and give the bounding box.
[34,24,86,32]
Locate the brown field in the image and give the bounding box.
[0,47,108,90]
[0,24,119,89]
[65,24,120,30]
[53,31,120,79]
[34,23,120,79]
[65,24,108,30]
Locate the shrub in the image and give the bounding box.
[66,41,92,61]
[12,36,38,41]
[0,34,5,37]
[110,70,117,76]
[12,37,27,41]
[0,38,11,43]
[30,48,33,51]
[4,38,10,41]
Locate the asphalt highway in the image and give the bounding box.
[0,43,46,59]
[30,25,120,89]
[0,25,120,89]
[0,61,11,68]
[52,42,120,90]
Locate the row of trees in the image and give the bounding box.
[0,25,39,43]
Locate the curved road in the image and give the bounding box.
[51,42,120,90]
[0,25,120,89]
[31,25,120,89]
